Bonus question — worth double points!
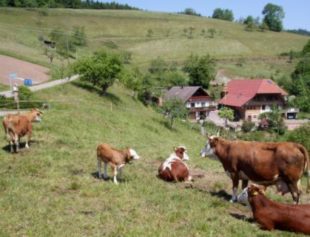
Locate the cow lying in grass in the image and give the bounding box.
[158,146,192,182]
[2,108,43,153]
[238,184,310,234]
[96,143,140,184]
[200,136,310,203]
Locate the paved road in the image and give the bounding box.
[0,75,79,98]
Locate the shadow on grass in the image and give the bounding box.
[72,81,121,105]
[91,171,129,183]
[2,140,40,153]
[230,212,254,223]
[210,189,232,202]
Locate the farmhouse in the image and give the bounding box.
[219,79,289,122]
[164,86,216,120]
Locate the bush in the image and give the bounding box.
[284,123,310,151]
[0,86,43,109]
[241,120,255,132]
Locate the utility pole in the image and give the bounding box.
[12,83,20,112]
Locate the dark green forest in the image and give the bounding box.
[0,0,138,9]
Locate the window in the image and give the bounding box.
[191,103,195,108]
[201,102,205,107]
[262,105,266,110]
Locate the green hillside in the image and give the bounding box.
[0,7,309,78]
[0,82,308,237]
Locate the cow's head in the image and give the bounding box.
[174,145,189,161]
[200,136,219,159]
[30,108,44,122]
[237,184,265,205]
[129,148,140,160]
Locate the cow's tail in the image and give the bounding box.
[297,144,310,193]
[2,119,11,141]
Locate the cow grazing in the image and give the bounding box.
[200,136,310,203]
[158,146,192,182]
[238,184,310,234]
[96,143,140,184]
[2,108,43,153]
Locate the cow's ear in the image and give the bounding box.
[213,137,219,144]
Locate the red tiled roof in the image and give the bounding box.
[257,79,288,95]
[219,79,287,107]
[219,93,253,107]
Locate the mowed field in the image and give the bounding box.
[0,8,309,79]
[0,82,309,237]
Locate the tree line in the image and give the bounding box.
[0,0,139,9]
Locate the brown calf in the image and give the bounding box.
[241,184,310,234]
[96,143,140,184]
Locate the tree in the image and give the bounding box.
[119,67,142,98]
[183,54,215,88]
[162,98,188,128]
[72,50,123,94]
[212,8,234,21]
[262,3,285,32]
[218,107,234,128]
[259,21,269,32]
[162,71,189,88]
[259,105,286,134]
[243,16,255,25]
[181,8,201,17]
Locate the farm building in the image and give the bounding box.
[219,79,292,122]
[164,86,217,120]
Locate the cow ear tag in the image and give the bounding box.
[253,191,258,196]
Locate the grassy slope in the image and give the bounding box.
[0,8,308,72]
[0,82,307,237]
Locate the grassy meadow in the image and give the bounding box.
[0,7,309,79]
[0,81,309,237]
[0,7,310,236]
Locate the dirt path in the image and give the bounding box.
[0,75,79,98]
[0,55,49,86]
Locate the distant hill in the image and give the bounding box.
[0,7,309,79]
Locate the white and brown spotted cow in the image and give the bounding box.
[158,146,192,182]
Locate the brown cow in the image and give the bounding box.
[158,146,192,182]
[2,108,43,153]
[238,184,310,234]
[200,136,310,203]
[97,143,140,184]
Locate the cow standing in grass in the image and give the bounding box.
[2,108,43,153]
[200,136,310,203]
[97,143,140,184]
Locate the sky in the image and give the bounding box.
[110,0,310,31]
